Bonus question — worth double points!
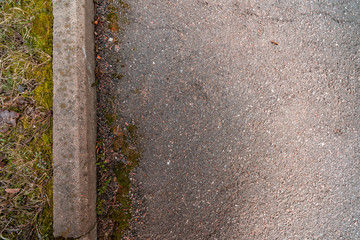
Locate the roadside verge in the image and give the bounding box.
[53,0,97,238]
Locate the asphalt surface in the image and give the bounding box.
[113,0,360,239]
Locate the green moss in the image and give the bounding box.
[112,162,132,239]
[113,135,125,152]
[127,124,138,141]
[33,62,53,109]
[120,140,129,156]
[111,202,131,239]
[97,0,136,237]
[107,0,130,33]
[107,11,120,32]
[30,120,53,236]
[113,162,130,192]
[112,73,124,80]
[36,121,53,164]
[105,113,117,127]
[127,149,140,168]
[30,7,53,55]
[38,179,53,237]
[119,0,131,9]
[30,0,53,110]
[110,124,141,238]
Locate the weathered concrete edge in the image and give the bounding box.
[53,0,96,238]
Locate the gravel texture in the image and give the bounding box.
[98,0,360,239]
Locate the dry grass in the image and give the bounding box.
[0,0,53,239]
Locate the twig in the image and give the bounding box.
[0,218,11,235]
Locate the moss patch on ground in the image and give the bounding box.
[111,124,141,238]
[106,0,130,33]
[97,121,141,238]
[96,0,139,238]
[0,0,53,238]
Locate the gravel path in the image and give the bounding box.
[110,0,360,239]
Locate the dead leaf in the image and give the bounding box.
[5,188,20,194]
[0,110,20,133]
[0,152,5,168]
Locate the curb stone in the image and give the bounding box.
[53,0,97,238]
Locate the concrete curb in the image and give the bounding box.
[53,0,97,239]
